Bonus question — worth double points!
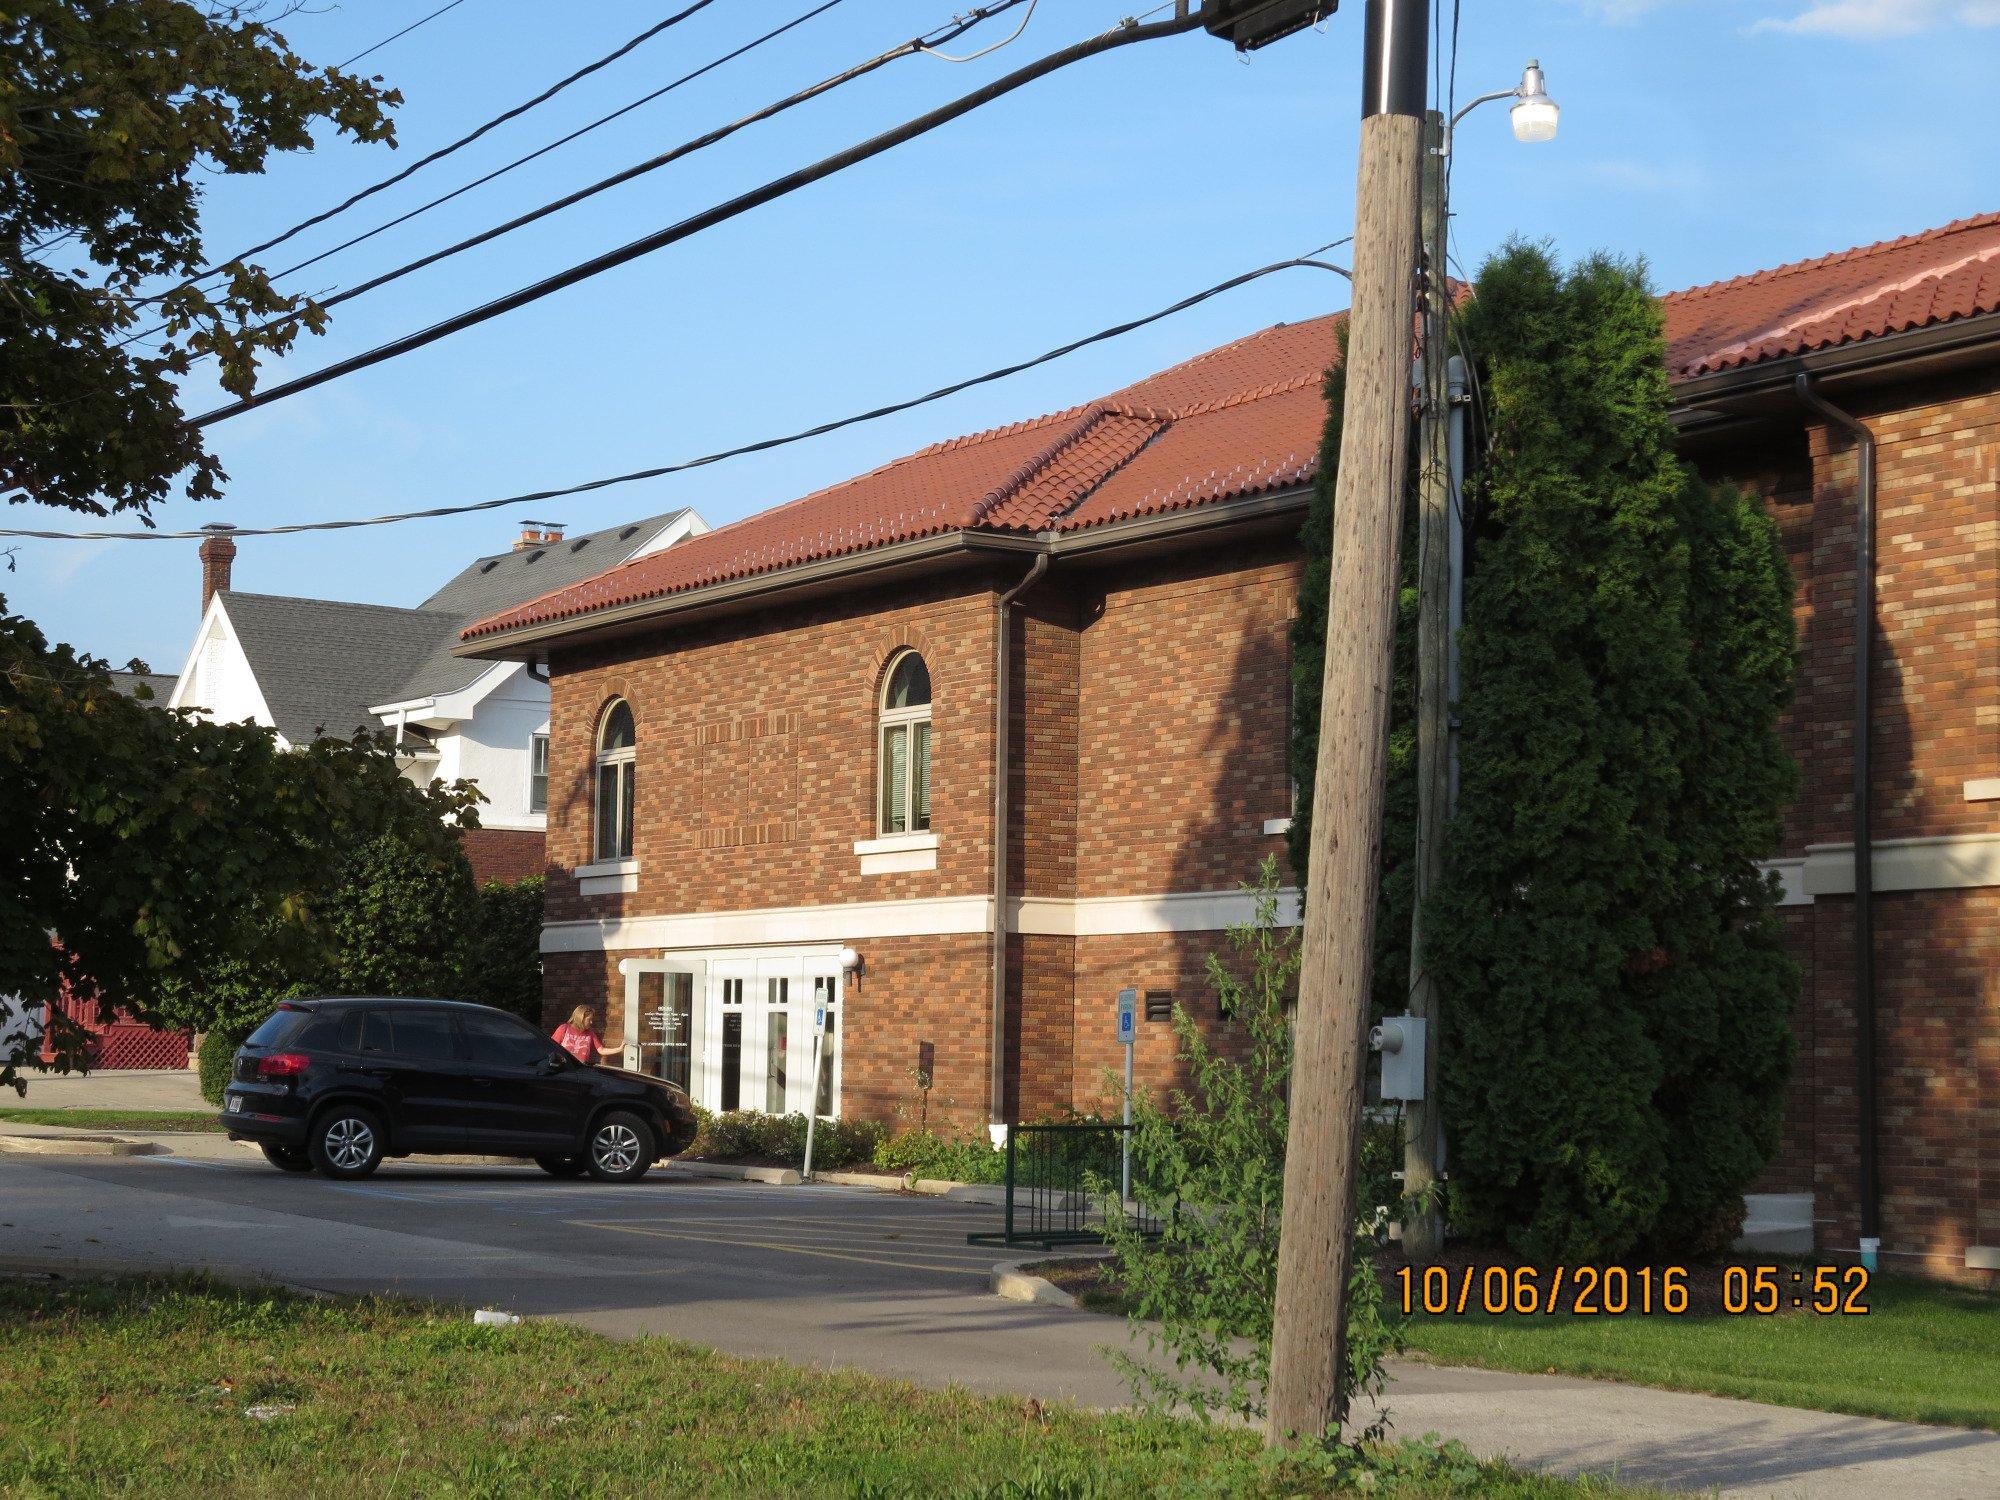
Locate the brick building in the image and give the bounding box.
[461,213,1998,1282]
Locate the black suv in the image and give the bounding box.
[220,997,697,1182]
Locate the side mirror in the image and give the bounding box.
[542,1052,569,1072]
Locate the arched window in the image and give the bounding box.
[594,699,636,861]
[878,651,932,836]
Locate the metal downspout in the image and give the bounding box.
[1794,372,1880,1266]
[989,546,1052,1136]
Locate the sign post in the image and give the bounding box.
[1116,988,1137,1205]
[801,998,828,1181]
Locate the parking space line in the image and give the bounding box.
[568,1220,991,1276]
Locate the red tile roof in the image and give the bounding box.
[465,213,2000,643]
[1663,211,2000,378]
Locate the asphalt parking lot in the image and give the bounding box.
[0,1152,1136,1404]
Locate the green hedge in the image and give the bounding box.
[872,1128,1005,1184]
[195,1027,248,1106]
[689,1109,883,1172]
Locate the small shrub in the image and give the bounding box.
[196,1026,251,1106]
[873,1128,1004,1184]
[1104,859,1403,1437]
[690,1110,883,1171]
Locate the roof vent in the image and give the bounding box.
[569,538,590,553]
[479,559,501,574]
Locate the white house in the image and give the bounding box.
[169,510,707,882]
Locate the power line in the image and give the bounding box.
[3,249,1349,541]
[182,6,1208,432]
[131,0,996,355]
[264,0,852,297]
[336,0,472,70]
[161,0,720,299]
[117,0,852,352]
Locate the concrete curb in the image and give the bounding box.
[676,1163,996,1196]
[0,1133,163,1158]
[910,1179,1007,1205]
[672,1161,803,1186]
[813,1170,911,1190]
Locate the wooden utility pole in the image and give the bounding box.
[1265,0,1428,1447]
[1401,107,1449,1267]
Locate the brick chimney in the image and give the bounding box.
[514,520,565,551]
[199,523,236,615]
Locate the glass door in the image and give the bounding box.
[624,959,703,1093]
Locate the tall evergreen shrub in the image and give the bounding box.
[1429,244,1798,1260]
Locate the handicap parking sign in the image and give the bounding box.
[1116,988,1137,1047]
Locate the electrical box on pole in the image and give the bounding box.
[1202,0,1338,51]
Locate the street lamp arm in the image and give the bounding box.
[1448,86,1519,132]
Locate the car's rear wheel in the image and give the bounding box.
[308,1105,385,1180]
[535,1154,587,1178]
[260,1143,314,1174]
[585,1110,652,1183]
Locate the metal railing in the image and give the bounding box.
[966,1122,1165,1250]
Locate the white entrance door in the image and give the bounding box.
[693,953,844,1118]
[623,958,705,1094]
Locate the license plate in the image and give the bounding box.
[226,1096,243,1113]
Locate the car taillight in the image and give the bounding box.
[255,1052,311,1080]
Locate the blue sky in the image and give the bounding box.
[11,0,1999,670]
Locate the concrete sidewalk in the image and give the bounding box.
[7,1068,205,1111]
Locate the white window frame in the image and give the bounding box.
[594,701,636,862]
[877,651,932,837]
[529,731,550,815]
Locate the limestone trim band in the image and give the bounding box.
[542,833,2000,952]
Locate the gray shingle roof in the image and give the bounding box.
[109,670,178,702]
[222,593,464,745]
[215,510,690,742]
[421,510,689,619]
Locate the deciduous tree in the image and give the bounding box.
[2,0,397,515]
[1,601,477,1088]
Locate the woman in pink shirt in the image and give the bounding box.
[552,1005,605,1066]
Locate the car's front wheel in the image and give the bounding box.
[585,1110,653,1183]
[535,1154,587,1178]
[308,1105,386,1180]
[260,1143,314,1174]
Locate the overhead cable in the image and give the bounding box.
[166,0,721,294]
[4,249,1349,540]
[335,0,473,70]
[180,6,1207,432]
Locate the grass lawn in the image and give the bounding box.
[0,1275,1651,1500]
[1400,1266,2000,1432]
[1029,1258,2000,1433]
[0,1108,222,1134]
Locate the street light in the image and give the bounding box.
[1508,60,1559,143]
[1451,58,1560,150]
